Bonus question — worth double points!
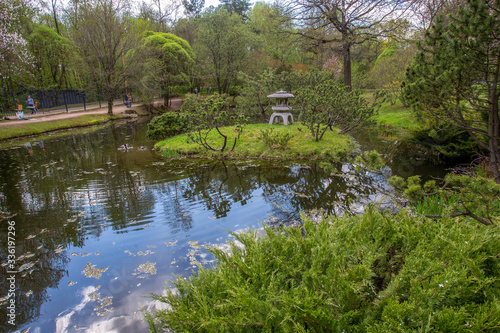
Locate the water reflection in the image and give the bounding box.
[0,120,432,332]
[351,128,449,180]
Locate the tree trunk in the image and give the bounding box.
[163,85,169,108]
[343,44,352,91]
[489,54,500,184]
[107,97,113,115]
[52,0,60,35]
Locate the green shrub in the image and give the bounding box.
[146,112,190,140]
[145,208,500,332]
[169,85,191,97]
[389,173,500,226]
[258,127,293,150]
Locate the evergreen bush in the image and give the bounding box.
[145,208,500,332]
[258,127,293,150]
[146,112,190,140]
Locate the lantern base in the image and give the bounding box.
[269,112,294,126]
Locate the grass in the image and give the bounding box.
[375,101,421,131]
[361,91,422,138]
[0,114,129,141]
[155,123,356,160]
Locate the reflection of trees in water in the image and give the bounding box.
[173,161,378,226]
[0,121,157,330]
[156,182,194,234]
[260,163,376,221]
[180,162,261,219]
[351,129,447,180]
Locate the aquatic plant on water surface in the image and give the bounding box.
[145,208,500,332]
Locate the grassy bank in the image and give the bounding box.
[374,100,421,136]
[361,92,421,138]
[0,114,131,141]
[155,123,357,160]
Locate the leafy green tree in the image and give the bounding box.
[402,0,500,183]
[196,8,254,94]
[27,26,76,90]
[297,71,377,141]
[137,31,194,106]
[172,17,197,46]
[182,0,204,17]
[70,0,139,115]
[370,42,417,104]
[219,0,252,18]
[247,2,302,66]
[182,94,247,152]
[237,68,283,122]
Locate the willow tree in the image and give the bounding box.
[138,31,194,106]
[28,26,76,90]
[402,0,500,183]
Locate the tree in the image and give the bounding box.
[237,69,283,122]
[182,0,205,17]
[219,0,252,18]
[137,31,194,106]
[0,0,33,91]
[402,0,500,183]
[182,94,247,152]
[248,2,303,66]
[28,26,76,90]
[151,0,183,31]
[370,41,417,104]
[297,71,377,141]
[196,8,254,94]
[70,0,138,115]
[282,0,414,90]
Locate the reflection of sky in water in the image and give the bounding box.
[0,121,425,332]
[25,178,267,333]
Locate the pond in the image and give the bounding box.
[0,119,447,332]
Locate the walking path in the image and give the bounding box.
[0,98,181,128]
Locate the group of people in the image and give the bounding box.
[194,87,212,96]
[12,95,37,120]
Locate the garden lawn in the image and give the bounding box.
[155,123,357,160]
[0,114,125,141]
[375,100,421,132]
[361,92,422,138]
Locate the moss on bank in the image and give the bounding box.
[155,123,357,160]
[0,114,132,141]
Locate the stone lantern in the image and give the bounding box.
[267,90,295,126]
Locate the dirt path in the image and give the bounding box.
[0,97,183,128]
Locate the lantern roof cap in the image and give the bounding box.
[267,90,295,98]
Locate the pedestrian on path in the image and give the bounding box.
[27,95,36,114]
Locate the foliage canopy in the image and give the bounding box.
[402,0,500,183]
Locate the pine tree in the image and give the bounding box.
[402,0,500,183]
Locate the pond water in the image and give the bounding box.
[0,120,447,332]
